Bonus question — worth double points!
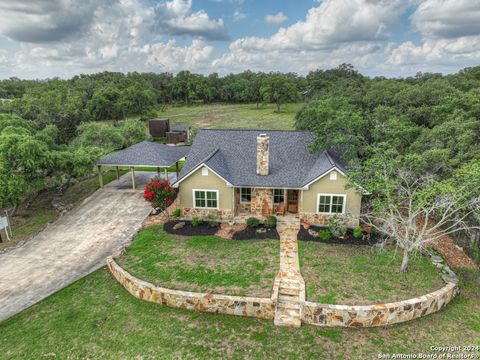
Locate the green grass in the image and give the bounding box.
[299,241,445,304]
[0,170,124,252]
[0,267,478,359]
[116,225,279,297]
[102,103,300,130]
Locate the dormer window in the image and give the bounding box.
[201,167,208,176]
[329,170,337,180]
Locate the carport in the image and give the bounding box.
[96,141,190,190]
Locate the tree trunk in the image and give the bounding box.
[401,249,410,273]
[276,100,280,113]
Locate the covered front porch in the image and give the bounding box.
[233,187,302,217]
[96,141,189,190]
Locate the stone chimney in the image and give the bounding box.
[256,134,269,176]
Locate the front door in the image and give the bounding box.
[287,190,298,213]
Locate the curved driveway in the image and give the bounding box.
[0,185,150,321]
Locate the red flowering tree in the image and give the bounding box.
[144,177,175,210]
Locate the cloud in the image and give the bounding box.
[146,39,214,71]
[0,0,98,43]
[233,9,247,22]
[213,0,407,73]
[411,0,480,39]
[265,12,287,25]
[3,0,216,78]
[386,0,480,70]
[154,0,228,41]
[0,0,228,44]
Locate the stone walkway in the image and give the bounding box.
[273,216,305,327]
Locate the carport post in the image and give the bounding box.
[175,161,180,178]
[131,167,136,190]
[164,167,168,181]
[115,166,120,181]
[98,165,103,188]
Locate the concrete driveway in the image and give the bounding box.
[0,179,151,322]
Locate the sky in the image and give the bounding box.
[0,0,479,79]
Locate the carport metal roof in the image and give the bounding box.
[96,141,190,168]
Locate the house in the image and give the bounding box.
[173,129,363,227]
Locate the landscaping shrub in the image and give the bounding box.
[143,178,175,210]
[171,209,181,218]
[264,216,277,228]
[204,214,219,227]
[318,229,333,241]
[328,215,347,238]
[246,217,261,228]
[191,217,203,227]
[353,226,364,239]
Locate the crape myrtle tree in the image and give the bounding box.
[354,153,480,273]
[143,178,175,210]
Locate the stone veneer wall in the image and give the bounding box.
[302,252,458,327]
[182,208,234,221]
[302,282,456,327]
[299,212,359,227]
[109,249,458,328]
[107,258,275,320]
[251,188,274,216]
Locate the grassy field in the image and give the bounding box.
[117,225,278,297]
[141,103,300,130]
[299,242,445,304]
[0,170,125,252]
[0,267,478,359]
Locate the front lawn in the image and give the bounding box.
[299,241,445,304]
[117,225,279,297]
[1,267,478,359]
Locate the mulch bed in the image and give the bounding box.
[297,225,382,246]
[163,220,219,236]
[232,226,280,240]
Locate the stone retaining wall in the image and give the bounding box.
[302,282,457,327]
[108,252,458,327]
[107,258,275,320]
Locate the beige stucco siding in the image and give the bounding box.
[301,171,362,217]
[179,166,234,211]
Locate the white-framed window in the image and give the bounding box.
[193,189,219,209]
[329,170,337,180]
[240,188,251,203]
[273,189,285,204]
[201,167,209,176]
[316,194,346,214]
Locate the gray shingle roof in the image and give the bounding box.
[97,141,189,167]
[175,129,347,188]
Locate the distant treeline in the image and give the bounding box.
[0,63,480,143]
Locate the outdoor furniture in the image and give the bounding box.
[276,202,285,215]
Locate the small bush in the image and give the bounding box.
[353,226,363,239]
[328,215,347,238]
[264,216,277,228]
[171,209,181,218]
[191,217,203,227]
[204,214,219,227]
[246,217,261,228]
[318,229,333,241]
